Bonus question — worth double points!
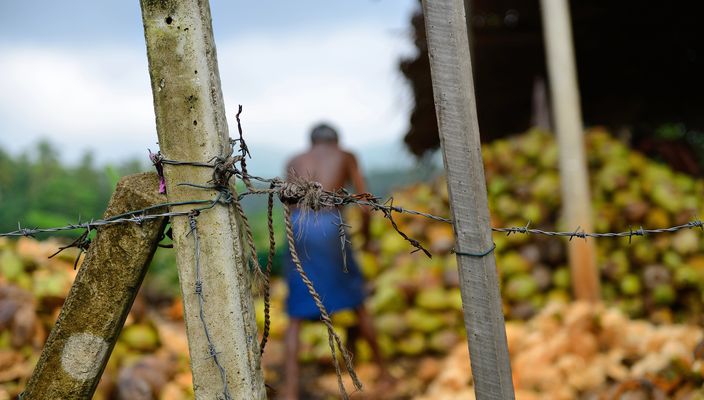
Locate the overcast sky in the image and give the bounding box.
[0,1,418,172]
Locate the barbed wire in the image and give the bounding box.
[187,212,233,400]
[4,160,704,271]
[0,199,219,238]
[493,221,704,243]
[5,198,704,242]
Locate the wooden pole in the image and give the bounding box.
[23,173,167,399]
[540,0,600,301]
[140,1,266,399]
[421,1,515,399]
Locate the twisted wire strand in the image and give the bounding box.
[491,220,704,241]
[0,199,219,238]
[188,213,233,400]
[234,105,254,191]
[5,187,704,247]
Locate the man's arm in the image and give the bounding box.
[347,152,367,194]
[346,153,372,248]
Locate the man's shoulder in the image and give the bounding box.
[340,149,358,163]
[285,151,313,174]
[287,151,307,165]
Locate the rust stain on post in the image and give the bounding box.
[23,173,168,399]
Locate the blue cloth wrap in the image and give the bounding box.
[284,209,366,320]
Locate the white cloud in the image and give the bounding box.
[0,45,156,162]
[0,23,413,168]
[219,26,412,153]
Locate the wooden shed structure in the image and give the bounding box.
[401,0,704,175]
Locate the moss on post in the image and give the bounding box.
[140,0,266,398]
[23,173,168,399]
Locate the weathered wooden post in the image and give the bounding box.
[421,1,515,399]
[23,173,167,398]
[540,0,600,301]
[140,0,266,399]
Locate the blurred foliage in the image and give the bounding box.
[0,140,145,237]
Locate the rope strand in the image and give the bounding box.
[283,204,362,399]
[259,185,276,355]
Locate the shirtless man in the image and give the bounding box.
[282,123,393,400]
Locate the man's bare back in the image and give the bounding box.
[286,143,366,194]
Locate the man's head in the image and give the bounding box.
[310,123,339,145]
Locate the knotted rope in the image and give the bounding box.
[279,179,325,211]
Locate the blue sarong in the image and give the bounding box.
[284,209,366,320]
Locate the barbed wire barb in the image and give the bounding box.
[335,212,352,274]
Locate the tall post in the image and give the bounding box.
[540,0,600,301]
[23,173,167,399]
[421,1,515,399]
[140,1,266,399]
